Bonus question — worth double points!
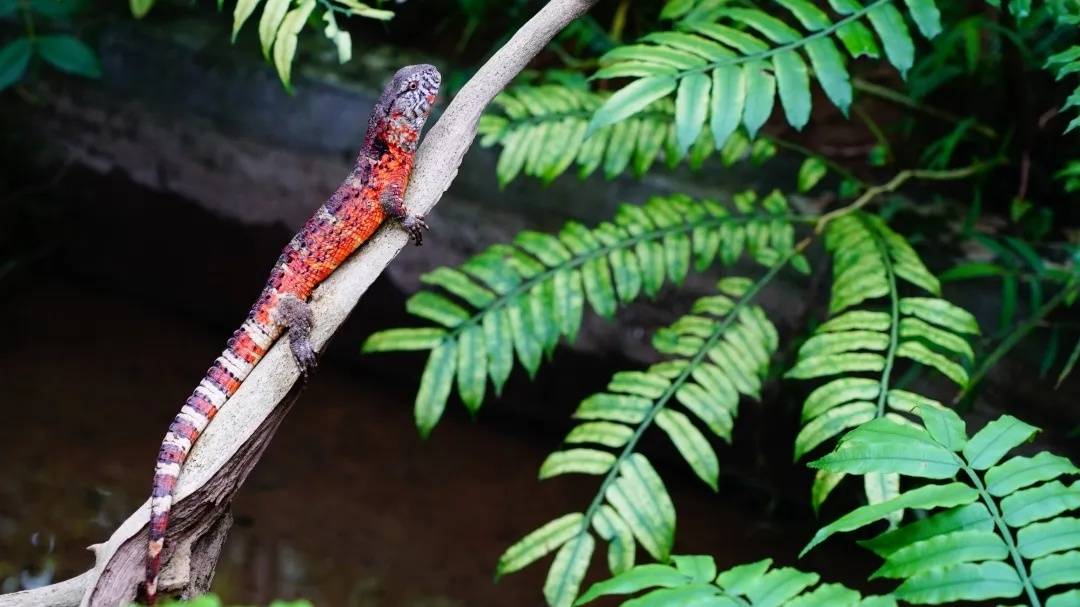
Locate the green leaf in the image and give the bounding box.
[742,62,775,138]
[0,39,34,92]
[805,37,852,113]
[866,2,914,77]
[672,555,716,584]
[963,415,1039,470]
[675,73,710,155]
[743,567,820,607]
[893,561,1023,603]
[484,309,513,395]
[810,439,962,479]
[130,0,154,18]
[915,404,967,452]
[872,529,1008,579]
[798,330,889,358]
[605,454,675,561]
[656,409,719,490]
[258,0,290,59]
[1031,550,1080,590]
[421,267,496,308]
[903,0,943,39]
[554,269,585,342]
[497,513,585,576]
[899,317,974,363]
[835,21,880,59]
[456,324,487,414]
[588,77,677,135]
[896,341,970,386]
[545,532,595,607]
[1016,516,1080,558]
[36,35,101,78]
[540,449,617,479]
[860,503,994,557]
[415,341,457,438]
[785,352,885,379]
[582,257,618,319]
[899,297,980,335]
[508,296,542,378]
[232,0,261,40]
[797,157,828,192]
[271,0,316,89]
[362,327,447,352]
[591,505,636,575]
[773,50,811,130]
[818,310,892,332]
[575,564,688,605]
[802,482,979,555]
[1047,589,1080,607]
[803,378,880,421]
[566,421,634,448]
[406,291,471,327]
[576,393,653,423]
[1000,480,1080,527]
[795,401,876,460]
[986,452,1080,497]
[710,66,746,148]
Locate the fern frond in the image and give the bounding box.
[478,84,775,185]
[804,410,1080,606]
[364,192,810,437]
[588,0,943,146]
[1046,43,1080,133]
[576,554,897,606]
[496,257,795,607]
[787,212,980,511]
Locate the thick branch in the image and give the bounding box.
[0,1,598,605]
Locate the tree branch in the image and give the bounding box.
[0,1,598,605]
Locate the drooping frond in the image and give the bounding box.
[1047,44,1080,133]
[363,192,809,437]
[495,262,794,607]
[588,0,943,151]
[804,410,1080,606]
[576,554,897,606]
[786,212,980,511]
[477,84,777,185]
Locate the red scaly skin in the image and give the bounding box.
[143,64,441,604]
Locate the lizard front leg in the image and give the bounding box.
[380,183,428,246]
[277,293,317,377]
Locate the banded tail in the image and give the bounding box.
[144,313,279,602]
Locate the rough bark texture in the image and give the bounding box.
[0,1,598,605]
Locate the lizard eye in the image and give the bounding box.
[408,81,419,91]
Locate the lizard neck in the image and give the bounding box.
[381,111,422,153]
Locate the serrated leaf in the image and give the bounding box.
[497,513,585,576]
[963,415,1039,470]
[415,340,457,438]
[656,409,719,490]
[802,483,979,555]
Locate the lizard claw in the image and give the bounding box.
[293,344,318,380]
[401,215,429,246]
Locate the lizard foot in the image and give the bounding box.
[277,293,318,379]
[400,214,429,246]
[290,338,319,379]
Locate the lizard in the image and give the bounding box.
[143,63,441,604]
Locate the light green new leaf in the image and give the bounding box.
[785,352,885,379]
[963,415,1039,470]
[818,310,891,332]
[835,20,880,59]
[605,454,675,561]
[258,0,290,58]
[483,309,513,395]
[406,291,471,327]
[497,513,585,576]
[591,505,636,575]
[232,0,261,40]
[896,341,970,386]
[545,533,596,607]
[588,76,677,135]
[803,378,879,421]
[899,317,974,363]
[575,393,653,423]
[893,561,1023,603]
[675,73,710,155]
[899,297,980,335]
[710,66,746,148]
[802,482,979,555]
[742,62,776,138]
[509,296,542,378]
[986,452,1080,496]
[903,0,943,39]
[566,422,634,448]
[540,449,617,479]
[656,409,719,490]
[415,340,456,438]
[130,0,154,18]
[582,257,617,319]
[773,50,811,130]
[795,402,876,460]
[271,0,316,89]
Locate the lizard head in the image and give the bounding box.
[386,63,441,130]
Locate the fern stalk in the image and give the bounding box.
[567,239,810,569]
[866,214,901,418]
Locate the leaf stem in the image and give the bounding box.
[956,281,1078,402]
[852,78,999,140]
[961,465,1041,607]
[859,214,900,418]
[814,160,1005,232]
[568,238,811,566]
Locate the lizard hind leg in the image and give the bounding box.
[277,294,318,378]
[380,183,429,246]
